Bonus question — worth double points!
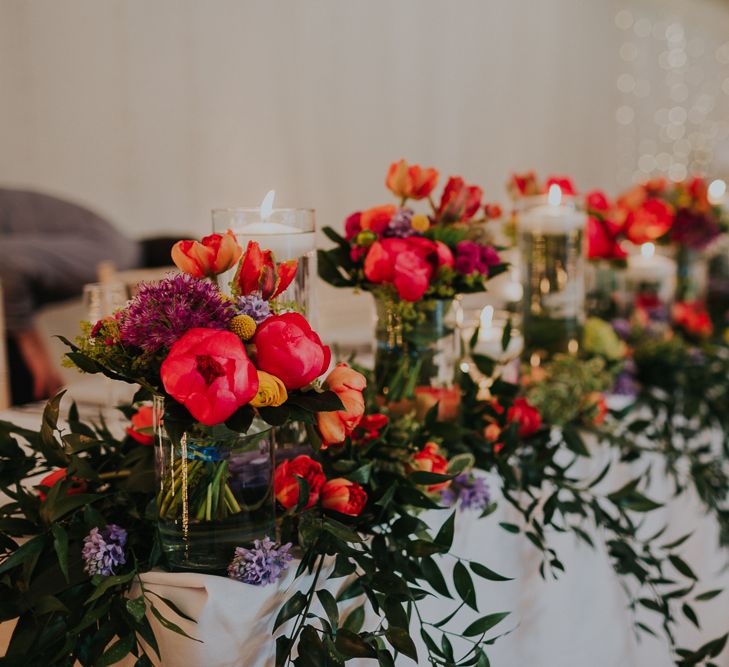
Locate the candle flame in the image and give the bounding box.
[708,179,726,205]
[260,190,276,221]
[641,242,655,258]
[547,184,562,206]
[480,305,494,330]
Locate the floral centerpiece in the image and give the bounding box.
[318,159,506,411]
[63,233,346,570]
[615,176,729,301]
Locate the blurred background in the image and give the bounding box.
[2,0,729,379]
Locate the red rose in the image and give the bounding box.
[506,398,542,438]
[161,328,259,426]
[38,468,88,501]
[673,301,713,338]
[317,364,367,447]
[624,198,674,244]
[171,230,242,278]
[320,478,368,516]
[386,159,439,200]
[544,176,576,196]
[361,205,397,236]
[125,405,156,445]
[411,442,451,492]
[437,177,483,222]
[254,313,331,390]
[233,241,298,301]
[274,455,326,510]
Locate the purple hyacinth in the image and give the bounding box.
[441,473,490,511]
[384,208,417,238]
[119,273,234,352]
[227,537,293,586]
[235,294,272,324]
[82,524,127,577]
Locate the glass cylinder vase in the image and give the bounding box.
[212,207,316,323]
[373,295,459,419]
[517,194,586,364]
[153,399,275,572]
[586,260,623,319]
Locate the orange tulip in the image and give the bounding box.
[386,159,439,200]
[320,478,368,516]
[317,364,367,447]
[171,230,242,278]
[233,241,298,300]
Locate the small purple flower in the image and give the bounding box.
[82,524,127,577]
[227,537,293,586]
[119,273,234,352]
[384,208,417,238]
[235,294,271,324]
[454,242,499,277]
[441,473,490,511]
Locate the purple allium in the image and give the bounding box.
[82,524,127,577]
[235,294,271,324]
[227,537,293,586]
[441,473,490,511]
[384,208,417,238]
[119,273,234,352]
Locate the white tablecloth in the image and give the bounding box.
[2,396,729,666]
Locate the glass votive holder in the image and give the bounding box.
[212,208,316,323]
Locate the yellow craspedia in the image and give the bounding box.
[250,371,288,408]
[230,314,257,341]
[411,214,430,233]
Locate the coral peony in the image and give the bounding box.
[317,364,367,447]
[411,442,451,492]
[361,205,397,236]
[160,328,259,426]
[254,313,331,390]
[623,198,674,244]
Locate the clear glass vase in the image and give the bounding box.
[373,296,459,419]
[517,197,586,364]
[675,246,707,302]
[153,399,275,572]
[586,260,622,319]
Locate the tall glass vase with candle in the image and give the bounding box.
[212,193,316,321]
[518,185,587,364]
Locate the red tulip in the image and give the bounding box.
[233,241,298,301]
[254,313,331,390]
[317,364,367,447]
[171,231,242,278]
[411,442,451,492]
[160,328,259,425]
[320,478,368,516]
[544,176,577,196]
[437,177,483,222]
[386,159,439,200]
[483,203,503,219]
[125,405,156,445]
[623,198,674,244]
[38,468,88,501]
[506,398,542,438]
[673,301,713,338]
[508,171,540,198]
[274,455,326,510]
[586,190,610,213]
[361,205,397,236]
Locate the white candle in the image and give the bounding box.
[473,306,523,360]
[518,185,586,235]
[215,191,316,261]
[625,242,676,302]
